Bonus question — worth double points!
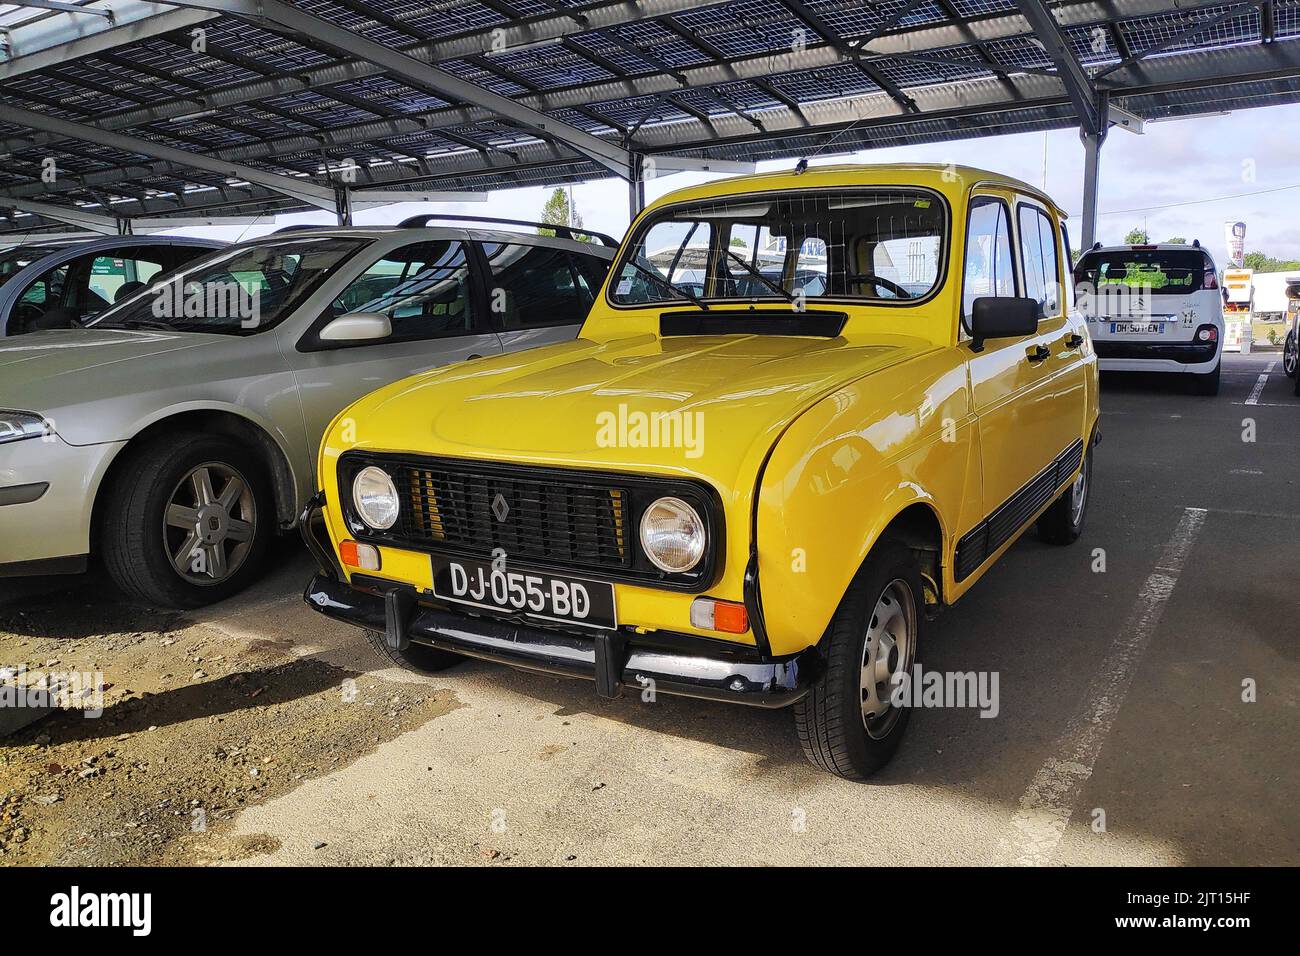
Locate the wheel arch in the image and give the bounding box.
[864,497,946,610]
[90,407,301,549]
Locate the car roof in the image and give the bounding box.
[236,225,615,257]
[640,163,1067,219]
[0,234,223,253]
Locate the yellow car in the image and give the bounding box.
[302,164,1099,779]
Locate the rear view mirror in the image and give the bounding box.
[969,297,1040,352]
[319,312,392,343]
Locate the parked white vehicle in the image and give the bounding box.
[0,218,614,608]
[1073,242,1224,395]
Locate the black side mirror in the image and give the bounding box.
[969,296,1040,352]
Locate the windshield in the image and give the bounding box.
[1074,249,1211,296]
[609,188,947,308]
[0,245,65,283]
[89,237,366,334]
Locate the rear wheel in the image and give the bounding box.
[794,540,921,780]
[364,629,464,673]
[1038,437,1093,545]
[100,432,273,608]
[1190,361,1221,396]
[1283,328,1297,378]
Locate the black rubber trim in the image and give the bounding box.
[1094,341,1218,363]
[0,482,49,506]
[660,310,848,337]
[954,438,1085,581]
[0,554,87,578]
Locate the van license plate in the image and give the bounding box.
[430,555,617,630]
[1110,321,1165,334]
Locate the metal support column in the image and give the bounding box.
[628,153,646,222]
[1079,97,1110,250]
[335,185,353,227]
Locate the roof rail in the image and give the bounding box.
[273,223,337,234]
[396,213,618,248]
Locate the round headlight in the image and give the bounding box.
[352,466,399,530]
[639,496,706,573]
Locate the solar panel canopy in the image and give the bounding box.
[0,0,1295,234]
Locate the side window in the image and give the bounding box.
[328,240,476,342]
[17,263,69,309]
[480,242,590,329]
[963,197,1017,320]
[570,251,612,302]
[1017,204,1060,317]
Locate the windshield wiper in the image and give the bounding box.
[724,250,795,303]
[621,259,710,311]
[98,318,177,331]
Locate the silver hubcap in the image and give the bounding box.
[164,462,256,585]
[1070,459,1089,527]
[1285,335,1298,376]
[860,579,917,739]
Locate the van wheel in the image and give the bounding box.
[1190,361,1221,396]
[364,629,464,673]
[794,540,921,780]
[1038,437,1093,545]
[1283,329,1297,378]
[100,432,273,608]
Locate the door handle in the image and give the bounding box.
[1026,344,1050,363]
[1065,333,1084,349]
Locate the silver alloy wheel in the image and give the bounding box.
[163,461,256,586]
[1285,332,1298,377]
[1069,458,1089,527]
[860,578,917,739]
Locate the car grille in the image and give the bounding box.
[398,464,631,571]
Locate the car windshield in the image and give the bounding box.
[609,187,947,308]
[1074,249,1210,296]
[0,244,65,283]
[89,237,367,334]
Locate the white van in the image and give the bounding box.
[1073,242,1224,394]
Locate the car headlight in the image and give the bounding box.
[352,466,399,530]
[639,496,706,572]
[0,411,49,446]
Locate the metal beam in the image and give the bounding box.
[1079,99,1109,248]
[4,1,114,17]
[0,2,217,80]
[1013,0,1102,132]
[0,102,341,211]
[157,0,634,177]
[0,196,120,235]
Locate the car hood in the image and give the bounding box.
[0,328,218,408]
[338,332,936,487]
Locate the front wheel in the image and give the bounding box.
[1037,437,1093,545]
[100,432,273,608]
[794,540,922,780]
[1283,328,1297,378]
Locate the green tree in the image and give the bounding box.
[1123,227,1150,244]
[1164,236,1187,245]
[1243,251,1300,273]
[537,187,593,242]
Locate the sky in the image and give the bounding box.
[169,101,1300,268]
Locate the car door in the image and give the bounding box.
[1015,198,1088,458]
[475,238,608,352]
[965,191,1060,515]
[286,234,504,451]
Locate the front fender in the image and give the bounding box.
[754,352,976,657]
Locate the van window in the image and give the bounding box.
[1018,205,1060,316]
[1074,249,1211,295]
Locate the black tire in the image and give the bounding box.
[1190,361,1221,396]
[364,628,464,673]
[1283,329,1297,379]
[794,539,922,780]
[1037,436,1093,545]
[100,432,273,608]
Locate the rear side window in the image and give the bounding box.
[1074,249,1211,295]
[480,242,595,329]
[329,239,477,341]
[1017,205,1060,316]
[963,197,1017,319]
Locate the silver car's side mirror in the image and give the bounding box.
[319,312,392,342]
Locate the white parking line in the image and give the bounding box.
[1002,506,1207,866]
[1245,361,1277,405]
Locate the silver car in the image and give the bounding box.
[0,234,224,336]
[0,220,614,607]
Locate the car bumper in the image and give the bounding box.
[303,571,818,708]
[0,436,124,574]
[1094,340,1219,373]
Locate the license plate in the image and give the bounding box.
[1110,321,1165,334]
[429,554,617,630]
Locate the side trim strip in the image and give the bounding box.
[955,438,1085,582]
